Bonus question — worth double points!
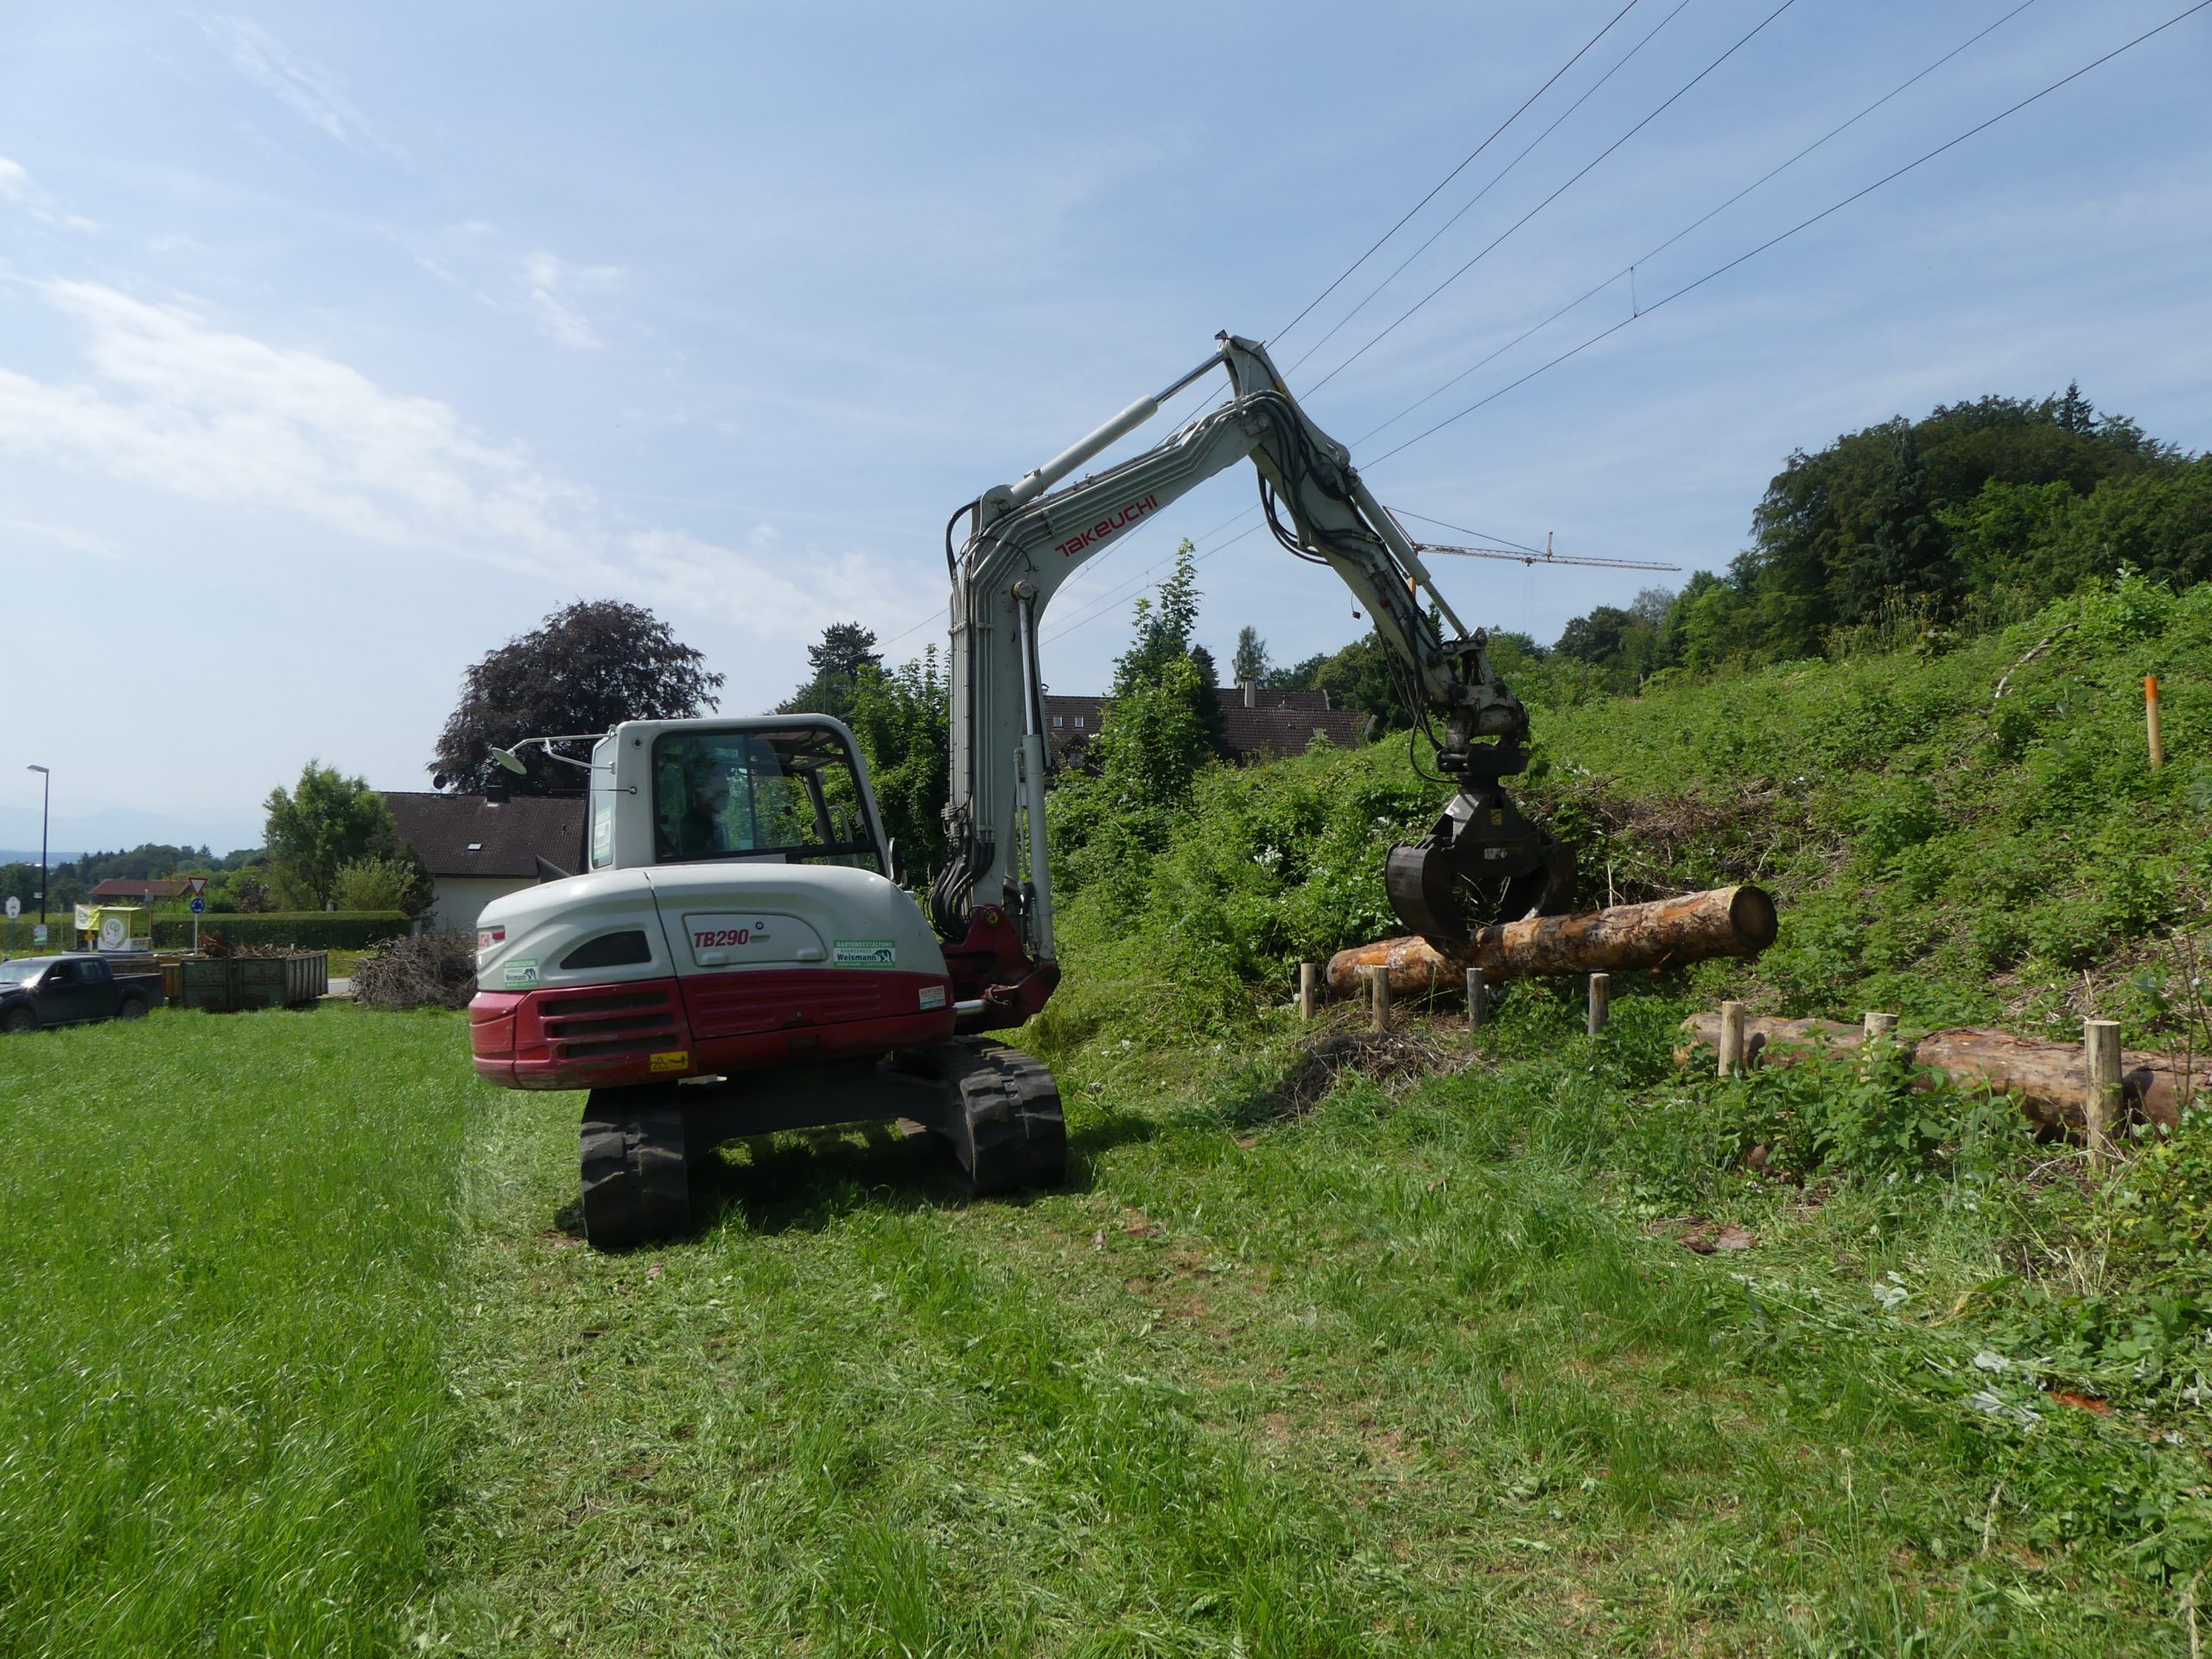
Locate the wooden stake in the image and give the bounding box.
[1298,962,1319,1021]
[2146,675,2164,771]
[1718,1000,1746,1077]
[1587,972,1611,1036]
[1367,965,1392,1035]
[2084,1018,2121,1171]
[1863,1011,1898,1045]
[1465,967,1488,1032]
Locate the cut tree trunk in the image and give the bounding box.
[1674,1012,2209,1135]
[1325,885,1777,1001]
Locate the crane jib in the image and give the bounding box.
[1052,493,1160,559]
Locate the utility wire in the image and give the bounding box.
[1357,0,2041,447]
[1268,0,1647,352]
[1306,0,1800,397]
[1282,0,1693,378]
[1365,0,2212,466]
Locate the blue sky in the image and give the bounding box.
[3,0,2208,855]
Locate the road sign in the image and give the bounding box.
[3,897,16,920]
[188,896,206,915]
[32,925,48,945]
[185,875,209,898]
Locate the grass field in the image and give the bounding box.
[8,994,2201,1656]
[0,1006,470,1657]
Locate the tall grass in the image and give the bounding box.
[0,1007,472,1656]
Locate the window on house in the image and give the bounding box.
[1052,715,1063,728]
[1074,716,1085,729]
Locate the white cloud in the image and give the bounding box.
[0,155,98,232]
[195,13,394,157]
[0,281,925,637]
[521,250,625,351]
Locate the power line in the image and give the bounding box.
[1357,0,2042,448]
[1281,0,1693,378]
[1366,0,2212,467]
[1268,0,1648,353]
[1306,0,1801,397]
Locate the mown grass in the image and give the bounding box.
[416,979,2205,1655]
[0,1006,474,1657]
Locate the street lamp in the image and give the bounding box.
[25,765,48,926]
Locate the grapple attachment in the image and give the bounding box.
[1385,778,1577,949]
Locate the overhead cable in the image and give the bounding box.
[1366,0,2212,466]
[1306,0,1801,396]
[1282,0,1694,378]
[1357,0,2042,447]
[1268,0,1648,352]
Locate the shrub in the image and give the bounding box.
[150,912,410,950]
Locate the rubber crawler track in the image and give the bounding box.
[573,1040,1065,1250]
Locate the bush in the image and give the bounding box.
[354,931,477,1011]
[332,855,433,917]
[150,912,410,950]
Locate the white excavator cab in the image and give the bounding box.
[469,713,1065,1249]
[580,715,894,880]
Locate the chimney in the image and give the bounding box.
[484,780,510,805]
[1240,679,1256,708]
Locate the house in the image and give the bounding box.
[88,878,194,906]
[382,787,587,934]
[1044,683,1364,766]
[1217,682,1366,761]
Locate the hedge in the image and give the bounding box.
[149,912,413,950]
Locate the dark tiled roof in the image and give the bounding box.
[89,878,193,900]
[1217,705,1365,761]
[382,791,586,879]
[1043,688,1365,766]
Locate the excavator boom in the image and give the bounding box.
[934,334,1574,1025]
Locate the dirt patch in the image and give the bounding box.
[1274,1028,1464,1116]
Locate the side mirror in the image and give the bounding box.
[887,837,905,886]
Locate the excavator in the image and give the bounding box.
[467,334,1575,1248]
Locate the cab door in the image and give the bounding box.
[39,962,100,1024]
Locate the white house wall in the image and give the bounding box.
[432,876,534,935]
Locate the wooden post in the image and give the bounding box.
[2145,675,2164,771]
[1587,972,1611,1036]
[1718,1000,1746,1077]
[1863,1011,1898,1045]
[1465,967,1487,1032]
[1367,965,1392,1034]
[2084,1019,2121,1170]
[1298,962,1319,1021]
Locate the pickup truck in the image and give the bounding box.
[0,954,165,1032]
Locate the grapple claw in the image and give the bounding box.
[1385,785,1577,949]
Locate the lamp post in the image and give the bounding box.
[25,765,48,927]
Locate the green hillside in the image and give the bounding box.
[1043,573,2211,1051]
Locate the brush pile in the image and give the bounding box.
[354,930,478,1012]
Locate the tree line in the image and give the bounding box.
[1547,385,2211,690]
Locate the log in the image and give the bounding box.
[1674,1012,2209,1136]
[1325,885,1777,1001]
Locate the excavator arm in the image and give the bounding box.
[932,334,1574,1030]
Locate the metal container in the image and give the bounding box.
[175,952,329,1012]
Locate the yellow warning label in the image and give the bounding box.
[649,1050,690,1073]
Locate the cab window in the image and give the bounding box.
[651,728,881,873]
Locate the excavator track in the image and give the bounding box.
[573,1040,1065,1250]
[579,1087,691,1250]
[925,1038,1067,1196]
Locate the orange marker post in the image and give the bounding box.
[2146,675,2164,772]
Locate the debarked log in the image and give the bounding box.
[1325,885,1777,1001]
[1673,1012,2208,1135]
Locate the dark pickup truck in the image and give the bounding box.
[0,954,165,1032]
